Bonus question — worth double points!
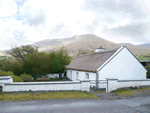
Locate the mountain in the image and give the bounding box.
[120,43,134,46]
[32,34,150,57]
[136,43,150,49]
[1,34,150,57]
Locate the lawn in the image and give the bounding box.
[136,55,150,60]
[114,87,150,97]
[94,90,106,93]
[0,91,100,102]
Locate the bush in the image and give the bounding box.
[0,59,22,76]
[13,75,23,82]
[19,74,32,82]
[0,71,23,82]
[0,71,14,76]
[50,78,55,81]
[145,66,150,78]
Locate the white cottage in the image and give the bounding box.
[66,46,147,81]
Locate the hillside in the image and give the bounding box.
[136,43,150,49]
[1,34,150,57]
[32,34,150,57]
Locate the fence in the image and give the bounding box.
[0,76,90,92]
[106,78,150,92]
[90,80,107,91]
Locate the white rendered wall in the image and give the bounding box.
[107,79,150,92]
[66,69,96,81]
[0,76,13,83]
[3,80,91,92]
[98,47,147,80]
[117,80,150,89]
[41,73,64,78]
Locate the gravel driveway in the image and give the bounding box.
[90,89,150,100]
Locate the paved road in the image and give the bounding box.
[0,97,150,113]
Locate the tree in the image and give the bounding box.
[21,52,51,78]
[49,47,72,73]
[7,45,38,62]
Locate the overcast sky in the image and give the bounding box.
[0,0,150,50]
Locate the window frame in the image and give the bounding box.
[76,72,79,80]
[85,73,89,79]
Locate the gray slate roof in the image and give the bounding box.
[66,48,119,72]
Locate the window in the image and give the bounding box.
[76,72,79,80]
[85,73,89,79]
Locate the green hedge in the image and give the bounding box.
[0,71,23,82]
[19,74,32,82]
[145,66,150,78]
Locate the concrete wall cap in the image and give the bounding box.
[4,81,81,85]
[0,76,12,80]
[106,78,118,80]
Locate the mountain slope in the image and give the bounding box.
[32,34,150,57]
[1,34,150,57]
[136,43,150,49]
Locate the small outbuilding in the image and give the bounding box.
[66,46,147,81]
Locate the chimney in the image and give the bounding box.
[95,46,105,52]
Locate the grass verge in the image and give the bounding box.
[0,91,100,102]
[94,90,106,93]
[114,87,150,97]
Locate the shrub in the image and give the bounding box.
[0,59,22,76]
[0,71,14,76]
[50,78,55,81]
[0,71,23,82]
[145,66,150,78]
[19,74,32,82]
[13,75,23,82]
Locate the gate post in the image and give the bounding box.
[96,73,99,89]
[106,78,118,93]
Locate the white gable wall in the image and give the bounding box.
[98,47,147,80]
[67,69,96,81]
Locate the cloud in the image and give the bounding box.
[102,23,150,43]
[1,0,150,50]
[24,9,46,26]
[0,0,18,17]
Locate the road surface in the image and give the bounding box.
[0,97,150,113]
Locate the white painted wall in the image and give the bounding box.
[0,76,13,83]
[98,47,147,80]
[117,80,150,89]
[107,78,150,92]
[41,73,64,78]
[2,80,91,92]
[66,69,96,81]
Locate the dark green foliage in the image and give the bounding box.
[50,78,55,81]
[0,71,23,82]
[49,47,71,73]
[13,75,23,82]
[145,66,150,78]
[19,74,32,82]
[21,47,71,77]
[0,59,22,76]
[1,47,71,79]
[0,71,14,76]
[21,52,52,78]
[7,45,38,61]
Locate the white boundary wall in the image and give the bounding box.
[0,76,13,83]
[1,80,90,92]
[106,78,150,92]
[41,73,64,78]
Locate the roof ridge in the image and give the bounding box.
[77,48,119,58]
